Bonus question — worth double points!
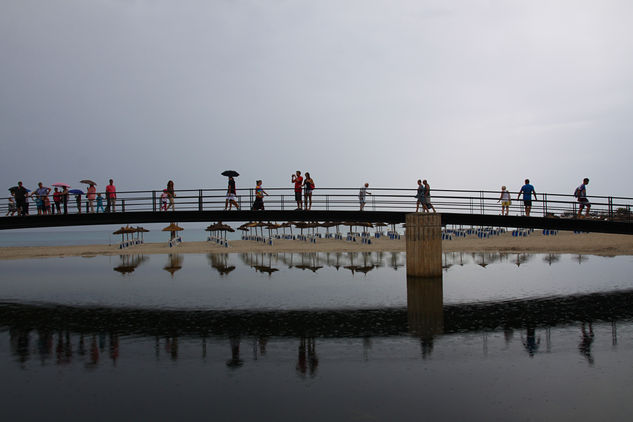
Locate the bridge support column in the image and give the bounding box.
[407,275,444,339]
[406,213,442,278]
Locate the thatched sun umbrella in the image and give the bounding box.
[162,222,184,241]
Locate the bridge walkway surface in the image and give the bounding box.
[1,210,632,235]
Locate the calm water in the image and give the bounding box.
[1,251,632,421]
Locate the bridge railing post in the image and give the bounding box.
[198,190,203,211]
[281,195,284,210]
[480,191,484,214]
[543,193,548,216]
[608,197,613,220]
[121,199,125,213]
[152,191,156,212]
[326,195,329,211]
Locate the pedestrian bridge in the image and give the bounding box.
[1,209,632,235]
[2,186,631,234]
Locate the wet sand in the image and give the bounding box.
[0,231,632,260]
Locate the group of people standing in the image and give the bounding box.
[7,179,118,217]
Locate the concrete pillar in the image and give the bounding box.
[406,213,442,278]
[407,275,444,340]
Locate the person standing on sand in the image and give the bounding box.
[415,179,427,212]
[303,172,315,211]
[291,171,303,210]
[423,180,436,213]
[105,179,116,213]
[518,179,537,216]
[498,186,511,216]
[359,183,371,211]
[225,176,240,210]
[574,178,591,218]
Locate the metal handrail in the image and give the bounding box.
[2,186,632,222]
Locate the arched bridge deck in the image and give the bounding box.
[2,210,633,235]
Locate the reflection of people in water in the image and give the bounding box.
[578,322,595,365]
[296,337,319,377]
[10,327,30,365]
[521,325,540,357]
[226,335,244,368]
[56,330,73,365]
[165,336,179,361]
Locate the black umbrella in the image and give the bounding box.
[221,170,239,177]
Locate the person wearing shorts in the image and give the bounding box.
[575,178,591,218]
[423,180,436,213]
[498,186,511,216]
[291,171,303,210]
[359,183,371,211]
[518,179,537,216]
[303,172,315,210]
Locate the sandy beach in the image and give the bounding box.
[0,231,632,260]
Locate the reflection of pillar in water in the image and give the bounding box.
[407,275,444,358]
[406,213,442,277]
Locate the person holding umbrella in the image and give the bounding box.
[69,189,84,214]
[225,176,240,210]
[86,183,96,213]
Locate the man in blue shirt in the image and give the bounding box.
[517,179,537,216]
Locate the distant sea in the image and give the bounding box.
[0,222,241,247]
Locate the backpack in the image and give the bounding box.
[574,185,584,198]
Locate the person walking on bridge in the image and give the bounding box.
[105,179,116,213]
[225,176,240,210]
[574,178,591,218]
[165,180,176,211]
[423,180,436,213]
[518,179,537,216]
[359,183,371,211]
[415,179,427,212]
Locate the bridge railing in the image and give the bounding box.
[2,187,632,222]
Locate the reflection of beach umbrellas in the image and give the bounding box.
[52,183,70,188]
[69,189,84,195]
[221,170,239,177]
[80,179,97,185]
[164,254,183,277]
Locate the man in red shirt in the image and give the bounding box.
[105,179,117,212]
[291,171,303,210]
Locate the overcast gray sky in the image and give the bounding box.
[1,0,632,197]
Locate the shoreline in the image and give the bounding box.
[0,232,632,260]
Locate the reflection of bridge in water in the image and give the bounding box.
[2,280,631,369]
